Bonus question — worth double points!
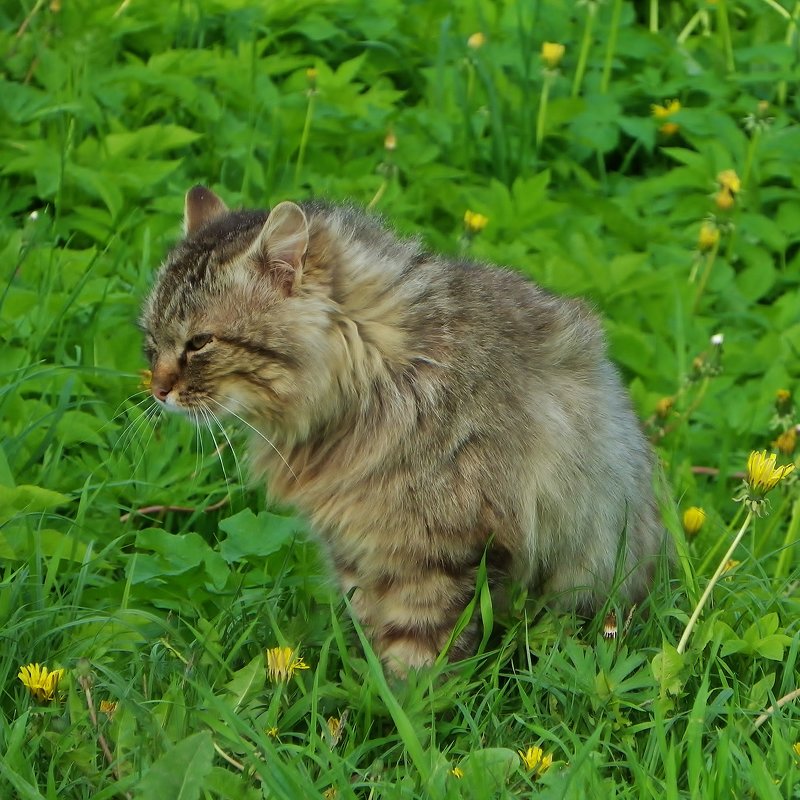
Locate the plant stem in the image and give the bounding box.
[572,2,597,98]
[650,0,658,32]
[692,243,719,311]
[677,510,753,654]
[536,71,553,152]
[716,0,735,72]
[294,91,316,187]
[601,0,623,94]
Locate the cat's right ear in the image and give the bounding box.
[184,185,228,235]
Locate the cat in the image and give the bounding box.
[140,185,666,672]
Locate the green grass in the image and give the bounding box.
[1,0,800,797]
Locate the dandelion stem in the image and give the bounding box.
[777,3,800,105]
[692,243,719,311]
[571,3,597,98]
[716,0,736,72]
[535,72,553,152]
[751,686,800,731]
[601,0,624,94]
[677,510,753,655]
[294,91,316,187]
[650,0,659,33]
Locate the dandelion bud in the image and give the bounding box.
[467,32,486,49]
[715,189,734,211]
[698,222,720,252]
[384,130,397,151]
[541,42,565,69]
[710,333,724,347]
[717,169,741,195]
[655,396,674,418]
[682,506,706,536]
[463,209,489,234]
[772,427,797,456]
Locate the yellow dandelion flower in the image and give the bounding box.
[266,726,279,737]
[323,788,338,800]
[450,767,464,778]
[655,396,674,418]
[776,389,791,405]
[99,699,117,716]
[464,210,489,233]
[772,427,797,456]
[266,646,310,683]
[18,663,64,702]
[714,189,735,211]
[717,169,741,195]
[541,42,565,69]
[698,222,720,252]
[793,742,800,759]
[747,450,795,494]
[651,99,681,120]
[467,32,486,49]
[682,507,706,536]
[518,745,553,775]
[306,68,318,81]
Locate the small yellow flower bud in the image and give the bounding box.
[776,388,791,407]
[659,121,679,136]
[450,767,464,778]
[306,68,318,85]
[698,222,720,252]
[714,189,735,210]
[772,427,797,456]
[384,130,397,151]
[463,209,489,233]
[717,169,741,195]
[467,32,486,49]
[682,507,706,536]
[541,42,565,69]
[655,396,674,418]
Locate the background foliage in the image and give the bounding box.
[1,0,800,797]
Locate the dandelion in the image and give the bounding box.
[651,99,681,135]
[746,450,795,494]
[450,767,464,778]
[772,427,797,456]
[682,507,706,536]
[326,714,347,746]
[518,745,553,775]
[323,788,337,800]
[99,699,117,716]
[266,646,310,683]
[776,389,792,406]
[306,67,318,82]
[266,726,279,737]
[18,663,64,702]
[710,333,724,347]
[464,210,489,234]
[541,42,565,69]
[602,611,618,639]
[723,559,740,573]
[715,190,735,211]
[467,32,486,49]
[698,222,720,252]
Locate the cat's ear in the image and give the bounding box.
[249,201,309,295]
[184,185,228,235]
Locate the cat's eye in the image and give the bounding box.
[186,333,213,352]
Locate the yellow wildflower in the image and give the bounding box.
[655,396,674,418]
[717,169,741,195]
[776,389,791,405]
[772,427,797,456]
[266,646,310,683]
[450,767,464,778]
[266,726,279,737]
[384,130,397,151]
[18,663,64,702]
[698,222,720,252]
[306,68,318,81]
[747,450,795,494]
[715,189,734,211]
[323,789,337,800]
[651,99,681,134]
[541,42,565,69]
[682,507,706,536]
[467,32,486,49]
[464,210,489,233]
[99,699,117,716]
[518,745,553,775]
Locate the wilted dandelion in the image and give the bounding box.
[266,646,310,683]
[467,32,486,49]
[18,663,64,702]
[682,507,706,536]
[602,611,618,639]
[518,745,553,775]
[463,210,488,234]
[99,699,118,716]
[655,396,674,418]
[772,427,797,456]
[326,713,347,746]
[541,42,565,69]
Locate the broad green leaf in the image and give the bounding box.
[135,731,213,800]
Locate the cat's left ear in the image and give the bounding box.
[249,201,309,295]
[184,185,228,235]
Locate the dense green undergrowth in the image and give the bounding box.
[1,0,800,797]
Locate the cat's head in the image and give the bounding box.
[140,186,340,436]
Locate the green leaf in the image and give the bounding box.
[220,654,265,712]
[135,731,213,800]
[0,485,69,526]
[651,642,685,696]
[218,509,302,563]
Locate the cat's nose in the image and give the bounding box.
[151,369,176,402]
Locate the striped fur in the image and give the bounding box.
[141,187,665,673]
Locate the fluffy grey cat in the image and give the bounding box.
[140,186,665,672]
